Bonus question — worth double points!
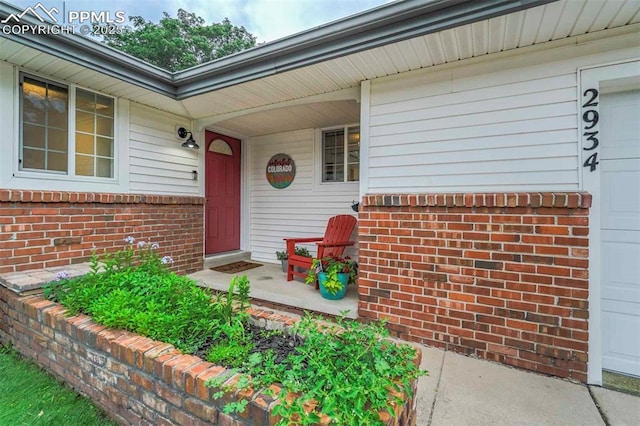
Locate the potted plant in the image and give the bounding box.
[276,246,312,273]
[276,250,288,273]
[306,255,357,300]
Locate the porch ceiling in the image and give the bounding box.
[2,0,638,126]
[208,100,361,137]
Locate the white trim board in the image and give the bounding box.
[580,59,640,385]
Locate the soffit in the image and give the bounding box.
[210,100,361,137]
[2,0,638,126]
[183,0,640,122]
[0,37,191,117]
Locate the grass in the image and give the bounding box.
[0,345,117,426]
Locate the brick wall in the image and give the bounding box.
[0,287,419,425]
[358,192,591,382]
[0,190,204,275]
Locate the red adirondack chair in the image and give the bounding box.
[284,215,357,288]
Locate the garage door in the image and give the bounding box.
[600,89,640,377]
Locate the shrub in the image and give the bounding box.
[44,237,250,353]
[209,314,425,425]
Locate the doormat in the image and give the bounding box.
[211,261,262,274]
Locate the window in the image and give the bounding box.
[75,90,114,177]
[21,76,68,172]
[322,125,359,182]
[19,73,115,178]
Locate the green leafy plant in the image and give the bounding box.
[305,255,358,294]
[208,314,425,425]
[43,237,423,425]
[43,237,251,354]
[276,246,312,261]
[294,246,311,257]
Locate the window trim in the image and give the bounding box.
[313,123,360,193]
[17,70,118,182]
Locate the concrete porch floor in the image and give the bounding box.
[189,262,359,319]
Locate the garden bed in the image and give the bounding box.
[0,239,423,425]
[0,289,421,425]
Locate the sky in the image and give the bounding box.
[5,0,394,43]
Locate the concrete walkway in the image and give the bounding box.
[415,345,640,426]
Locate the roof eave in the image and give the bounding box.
[1,0,557,101]
[0,1,176,96]
[173,0,557,99]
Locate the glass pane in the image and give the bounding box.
[48,129,68,152]
[76,111,94,133]
[76,133,94,154]
[48,151,67,172]
[47,84,68,129]
[347,126,360,179]
[348,126,359,145]
[96,137,113,157]
[96,95,114,117]
[323,164,334,182]
[23,124,45,149]
[96,116,113,137]
[23,148,45,170]
[322,129,344,182]
[347,164,359,182]
[96,157,113,178]
[75,154,94,176]
[22,78,46,124]
[333,164,344,182]
[76,89,95,112]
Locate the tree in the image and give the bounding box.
[101,9,256,72]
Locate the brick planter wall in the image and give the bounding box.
[358,192,591,382]
[0,190,204,275]
[0,286,419,425]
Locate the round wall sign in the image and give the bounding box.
[266,153,296,189]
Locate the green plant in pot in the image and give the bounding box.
[276,246,312,273]
[275,250,288,273]
[306,255,357,300]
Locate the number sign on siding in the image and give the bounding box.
[266,153,296,189]
[582,88,600,172]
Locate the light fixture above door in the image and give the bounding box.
[177,127,200,149]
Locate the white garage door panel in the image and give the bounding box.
[602,313,640,376]
[601,166,640,230]
[600,89,640,377]
[601,240,640,306]
[600,90,640,160]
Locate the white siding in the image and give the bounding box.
[367,35,639,194]
[128,103,198,195]
[248,129,358,264]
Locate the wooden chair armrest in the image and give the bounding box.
[284,237,324,254]
[283,237,324,243]
[317,241,355,247]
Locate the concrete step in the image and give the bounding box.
[203,251,252,269]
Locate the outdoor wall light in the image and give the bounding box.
[192,170,198,181]
[177,127,200,149]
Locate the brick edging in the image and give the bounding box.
[362,192,592,209]
[0,189,204,205]
[0,289,419,425]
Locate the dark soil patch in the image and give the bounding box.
[193,323,304,366]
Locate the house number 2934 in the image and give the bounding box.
[582,88,600,172]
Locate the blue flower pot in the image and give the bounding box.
[318,272,348,300]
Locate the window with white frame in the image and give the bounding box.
[322,125,359,182]
[19,73,115,178]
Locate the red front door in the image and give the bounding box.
[205,131,241,255]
